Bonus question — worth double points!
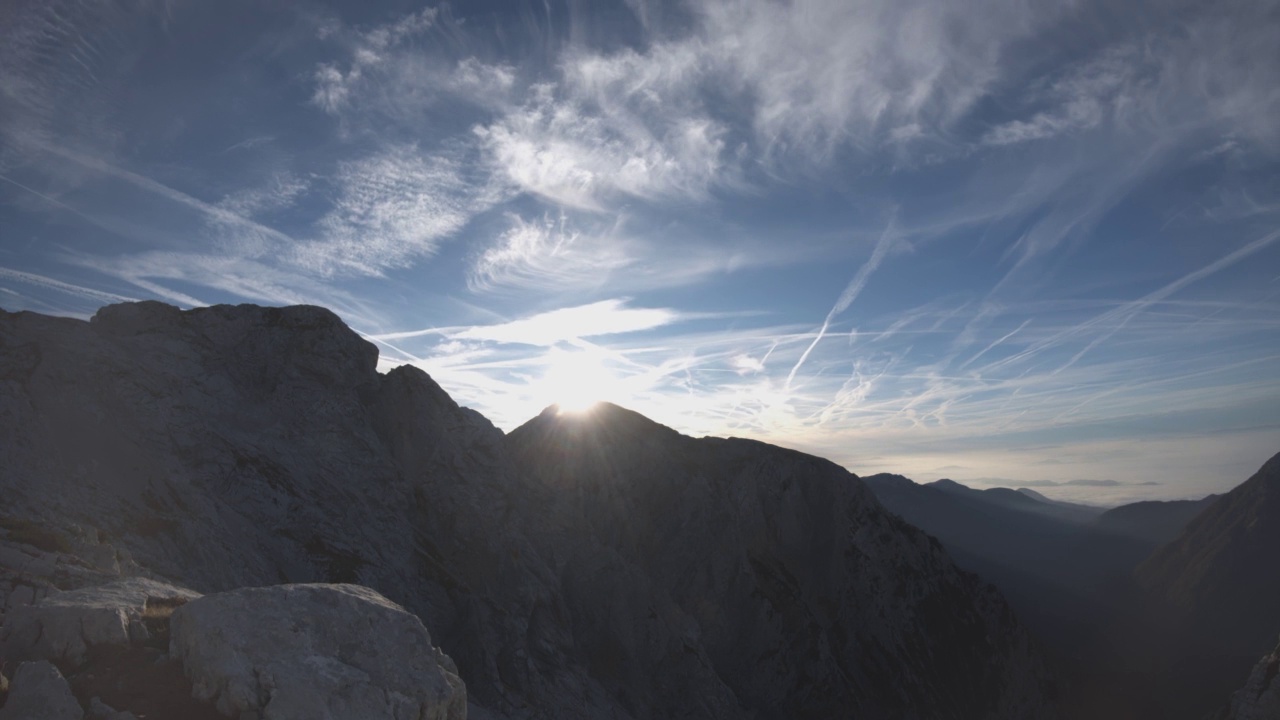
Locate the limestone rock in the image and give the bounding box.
[169,584,465,720]
[0,660,84,720]
[0,578,199,666]
[1213,635,1280,720]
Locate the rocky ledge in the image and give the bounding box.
[0,579,464,720]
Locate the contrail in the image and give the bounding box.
[0,265,136,304]
[786,212,898,389]
[0,172,106,228]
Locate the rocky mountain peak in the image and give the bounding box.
[513,401,683,442]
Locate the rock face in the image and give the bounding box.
[1136,452,1280,652]
[1213,635,1280,720]
[0,579,199,666]
[1131,452,1280,719]
[170,584,465,720]
[0,302,1064,718]
[0,661,84,720]
[507,404,1059,719]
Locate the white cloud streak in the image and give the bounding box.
[453,299,678,345]
[0,266,136,305]
[787,214,899,388]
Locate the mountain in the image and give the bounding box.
[1093,496,1218,547]
[864,476,1223,634]
[926,479,1103,524]
[1132,451,1280,719]
[0,302,1063,719]
[863,473,1232,719]
[1136,452,1280,639]
[507,406,1059,718]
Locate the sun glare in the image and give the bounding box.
[540,348,623,414]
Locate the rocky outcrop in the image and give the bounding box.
[0,579,198,666]
[170,584,465,720]
[0,661,83,720]
[1213,635,1280,720]
[0,302,578,716]
[0,302,1063,719]
[0,578,467,720]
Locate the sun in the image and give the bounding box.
[539,348,624,413]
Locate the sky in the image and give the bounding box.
[1,0,1278,505]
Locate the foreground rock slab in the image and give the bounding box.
[0,578,199,666]
[0,660,84,720]
[169,583,466,720]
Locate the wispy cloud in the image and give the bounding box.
[294,146,489,277]
[468,212,632,293]
[311,8,440,115]
[0,265,136,305]
[453,299,678,345]
[475,82,727,210]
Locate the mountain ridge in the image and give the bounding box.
[0,301,1064,719]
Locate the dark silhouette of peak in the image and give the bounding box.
[926,478,969,493]
[1018,487,1054,503]
[512,401,681,441]
[1093,496,1218,545]
[860,472,915,490]
[984,486,1040,506]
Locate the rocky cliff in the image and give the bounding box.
[0,301,1063,718]
[1212,635,1280,720]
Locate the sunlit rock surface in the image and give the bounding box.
[0,578,198,666]
[170,584,465,720]
[0,302,1063,718]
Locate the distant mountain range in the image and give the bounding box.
[864,460,1271,720]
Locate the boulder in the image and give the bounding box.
[0,660,84,720]
[0,578,199,666]
[169,584,465,720]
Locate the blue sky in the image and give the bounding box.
[2,0,1278,504]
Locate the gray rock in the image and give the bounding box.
[88,697,116,718]
[87,696,137,720]
[0,578,199,665]
[169,583,465,720]
[5,584,35,612]
[0,660,84,720]
[1213,635,1280,720]
[80,545,119,575]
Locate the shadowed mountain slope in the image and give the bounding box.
[0,301,1063,719]
[1131,452,1280,720]
[508,406,1061,719]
